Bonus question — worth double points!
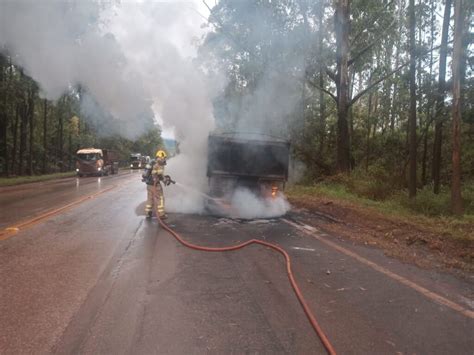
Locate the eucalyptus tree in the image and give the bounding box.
[450,0,466,215]
[432,0,452,194]
[408,0,417,197]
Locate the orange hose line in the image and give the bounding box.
[157,215,337,355]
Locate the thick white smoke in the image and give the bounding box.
[1,1,294,218]
[0,0,217,213]
[231,188,290,219]
[104,2,218,213]
[0,1,154,138]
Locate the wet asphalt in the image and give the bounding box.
[0,173,472,354]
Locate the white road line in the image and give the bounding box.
[292,246,316,252]
[282,218,474,319]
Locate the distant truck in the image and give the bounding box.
[207,133,290,200]
[76,148,119,177]
[129,153,145,169]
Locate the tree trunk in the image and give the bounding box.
[42,99,48,174]
[68,129,72,171]
[319,69,326,155]
[366,72,373,172]
[450,0,464,215]
[58,98,64,172]
[390,0,405,132]
[27,87,35,176]
[422,0,436,187]
[421,133,428,185]
[432,0,451,194]
[10,105,19,174]
[0,56,7,176]
[19,102,28,176]
[380,29,392,136]
[416,0,423,129]
[348,68,356,161]
[408,0,417,198]
[335,0,351,173]
[318,1,326,155]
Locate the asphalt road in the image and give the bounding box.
[0,172,472,354]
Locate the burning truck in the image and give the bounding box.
[206,132,290,217]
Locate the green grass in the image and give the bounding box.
[288,184,408,215]
[287,182,474,241]
[0,172,76,187]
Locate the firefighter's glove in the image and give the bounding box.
[163,175,175,186]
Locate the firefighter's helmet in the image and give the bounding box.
[156,150,167,159]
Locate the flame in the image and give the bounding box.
[271,186,278,198]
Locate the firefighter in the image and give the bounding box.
[142,150,174,219]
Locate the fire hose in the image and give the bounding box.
[152,184,337,355]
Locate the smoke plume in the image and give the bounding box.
[0,0,217,213]
[231,188,290,219]
[1,1,302,218]
[0,1,156,138]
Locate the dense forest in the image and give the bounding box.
[0,53,163,176]
[201,0,473,215]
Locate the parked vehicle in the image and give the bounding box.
[207,132,290,200]
[76,148,119,177]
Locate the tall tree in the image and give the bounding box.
[408,0,417,198]
[317,0,326,155]
[18,71,29,175]
[421,0,436,186]
[334,0,351,172]
[432,0,452,194]
[10,104,19,174]
[27,84,36,175]
[450,0,464,215]
[42,99,48,174]
[0,55,8,176]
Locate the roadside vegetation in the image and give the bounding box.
[287,176,473,273]
[288,179,473,238]
[0,55,163,178]
[202,0,473,219]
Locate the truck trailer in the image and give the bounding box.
[129,153,145,169]
[207,133,290,201]
[76,148,119,177]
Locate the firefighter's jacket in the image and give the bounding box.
[142,160,165,185]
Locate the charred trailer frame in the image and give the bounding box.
[207,133,290,200]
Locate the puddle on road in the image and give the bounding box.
[212,217,279,227]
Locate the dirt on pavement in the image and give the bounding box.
[288,195,474,277]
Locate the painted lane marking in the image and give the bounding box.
[292,246,316,252]
[0,185,117,241]
[282,218,474,319]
